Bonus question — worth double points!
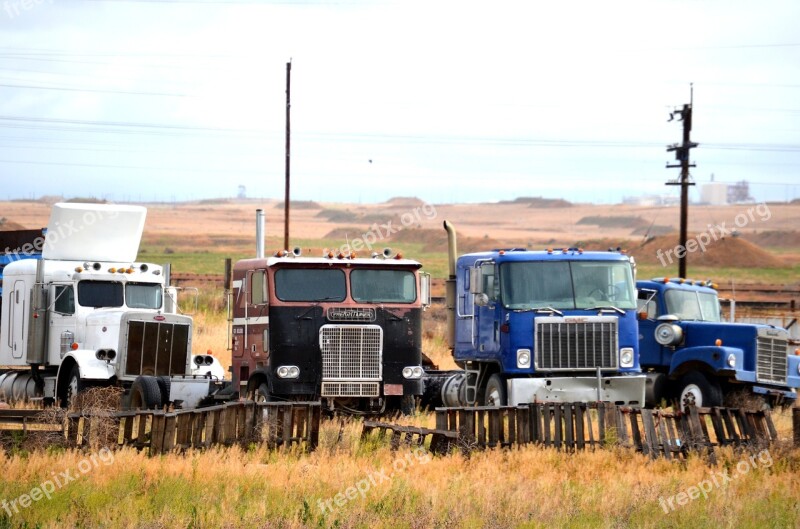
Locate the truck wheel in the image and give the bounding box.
[254,383,272,403]
[676,372,722,409]
[156,376,171,407]
[130,376,163,409]
[484,374,507,406]
[62,365,85,408]
[400,395,416,416]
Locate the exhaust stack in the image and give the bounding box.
[256,209,265,259]
[443,220,457,350]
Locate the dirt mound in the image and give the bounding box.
[384,196,426,207]
[742,230,800,248]
[635,233,786,268]
[497,196,572,208]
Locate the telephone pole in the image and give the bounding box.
[283,60,292,251]
[666,85,698,278]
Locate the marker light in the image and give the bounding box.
[715,339,723,346]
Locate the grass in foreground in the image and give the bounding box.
[0,412,798,529]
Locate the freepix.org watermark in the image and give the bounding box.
[1,447,114,516]
[334,202,437,256]
[656,202,771,267]
[3,0,53,20]
[658,448,773,513]
[317,446,430,514]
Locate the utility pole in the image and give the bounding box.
[666,85,698,278]
[283,60,292,251]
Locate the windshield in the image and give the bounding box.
[126,282,163,309]
[274,268,346,302]
[351,269,416,303]
[78,281,124,308]
[500,261,636,310]
[665,290,721,322]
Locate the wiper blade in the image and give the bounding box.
[533,306,564,316]
[587,305,625,315]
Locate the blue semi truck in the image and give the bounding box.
[440,221,646,407]
[0,229,44,297]
[637,278,800,407]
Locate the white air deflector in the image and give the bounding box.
[42,203,146,262]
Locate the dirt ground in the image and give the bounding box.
[1,198,798,266]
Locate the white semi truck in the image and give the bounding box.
[0,203,224,409]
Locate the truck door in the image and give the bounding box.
[10,281,26,359]
[637,289,662,365]
[473,262,500,357]
[48,284,76,365]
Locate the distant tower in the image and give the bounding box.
[237,185,247,200]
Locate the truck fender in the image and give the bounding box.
[669,346,742,377]
[57,350,116,385]
[245,368,272,396]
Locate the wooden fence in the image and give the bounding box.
[361,420,459,455]
[13,401,322,455]
[432,403,780,460]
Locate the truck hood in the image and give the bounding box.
[83,310,127,351]
[680,321,759,350]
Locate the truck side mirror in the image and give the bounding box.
[420,273,431,308]
[469,267,483,295]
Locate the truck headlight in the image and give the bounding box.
[516,349,531,368]
[655,323,683,346]
[726,353,736,368]
[619,347,634,368]
[402,366,423,379]
[95,349,116,361]
[276,365,300,379]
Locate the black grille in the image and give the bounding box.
[125,320,190,377]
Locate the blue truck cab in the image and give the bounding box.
[637,278,799,407]
[442,221,645,406]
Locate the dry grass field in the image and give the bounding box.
[1,198,799,528]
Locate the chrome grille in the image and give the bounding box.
[321,382,380,397]
[319,324,382,381]
[535,316,618,371]
[756,335,788,385]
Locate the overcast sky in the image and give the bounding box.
[1,0,798,204]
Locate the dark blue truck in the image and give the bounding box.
[637,278,800,407]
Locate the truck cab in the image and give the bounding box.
[0,203,224,409]
[637,278,800,407]
[443,222,646,406]
[230,249,431,414]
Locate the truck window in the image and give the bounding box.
[274,268,346,302]
[78,281,124,308]
[351,269,416,303]
[664,290,721,322]
[53,285,75,315]
[500,261,636,310]
[636,290,658,319]
[126,282,163,309]
[250,270,267,305]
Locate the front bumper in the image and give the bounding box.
[507,375,646,406]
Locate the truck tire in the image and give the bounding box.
[254,382,272,403]
[400,394,417,416]
[484,374,507,406]
[130,376,163,410]
[675,372,722,409]
[62,365,86,408]
[156,376,171,407]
